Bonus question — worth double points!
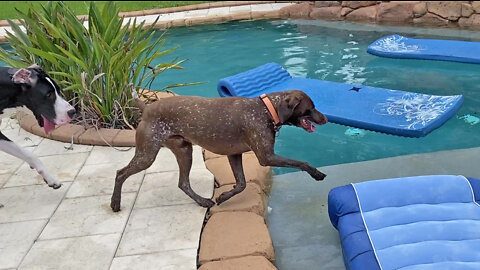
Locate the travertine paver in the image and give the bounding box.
[135,169,213,208]
[66,163,145,198]
[110,249,197,270]
[19,233,122,270]
[4,152,89,187]
[39,194,136,240]
[117,204,207,256]
[0,183,71,223]
[33,138,93,157]
[0,219,47,269]
[0,116,214,269]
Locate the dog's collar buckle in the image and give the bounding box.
[260,94,281,132]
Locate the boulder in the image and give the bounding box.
[346,5,377,22]
[280,2,313,19]
[472,2,480,13]
[310,6,343,20]
[314,1,341,8]
[427,1,462,21]
[413,2,427,18]
[458,13,480,28]
[342,1,377,9]
[461,3,474,18]
[340,7,354,16]
[413,12,449,26]
[377,1,417,23]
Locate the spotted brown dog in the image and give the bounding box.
[111,90,327,212]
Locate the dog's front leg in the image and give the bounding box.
[216,154,247,205]
[246,131,326,181]
[257,153,326,181]
[0,132,61,189]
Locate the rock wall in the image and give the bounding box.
[280,1,480,29]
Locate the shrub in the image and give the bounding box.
[0,1,191,129]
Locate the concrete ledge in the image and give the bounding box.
[198,211,275,265]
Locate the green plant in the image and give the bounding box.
[0,1,192,129]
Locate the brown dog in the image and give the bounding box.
[110,90,328,212]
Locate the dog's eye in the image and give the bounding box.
[46,91,55,100]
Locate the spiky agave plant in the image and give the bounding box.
[0,1,195,129]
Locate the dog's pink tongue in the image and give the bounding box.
[42,116,56,134]
[301,118,316,133]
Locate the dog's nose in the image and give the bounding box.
[67,109,76,119]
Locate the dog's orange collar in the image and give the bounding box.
[260,94,280,126]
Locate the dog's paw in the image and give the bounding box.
[198,199,215,208]
[311,170,326,181]
[215,193,231,206]
[49,182,62,189]
[110,200,121,212]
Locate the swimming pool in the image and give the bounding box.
[155,19,480,174]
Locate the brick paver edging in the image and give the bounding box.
[198,150,277,269]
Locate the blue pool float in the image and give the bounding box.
[217,63,463,138]
[328,175,480,270]
[367,35,480,64]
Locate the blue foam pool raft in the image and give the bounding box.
[367,35,480,64]
[328,175,480,270]
[217,63,463,137]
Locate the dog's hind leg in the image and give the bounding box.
[110,121,163,212]
[164,136,215,208]
[0,131,61,189]
[215,154,246,205]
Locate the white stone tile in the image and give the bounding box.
[135,169,213,209]
[1,124,43,148]
[144,148,178,174]
[184,9,209,18]
[251,3,274,12]
[0,219,47,269]
[85,146,135,165]
[0,148,26,175]
[110,249,197,270]
[117,204,206,256]
[208,7,230,16]
[39,194,135,240]
[5,152,88,187]
[0,183,71,223]
[67,163,144,198]
[33,138,93,157]
[230,5,252,13]
[19,233,121,270]
[146,146,206,174]
[0,174,11,188]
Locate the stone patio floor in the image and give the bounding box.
[0,110,214,270]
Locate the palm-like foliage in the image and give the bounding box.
[0,1,189,129]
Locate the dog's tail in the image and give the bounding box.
[131,87,146,112]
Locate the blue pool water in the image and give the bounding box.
[154,20,480,174]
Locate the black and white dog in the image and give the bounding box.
[0,64,75,197]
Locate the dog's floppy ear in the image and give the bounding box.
[278,93,301,123]
[9,68,38,87]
